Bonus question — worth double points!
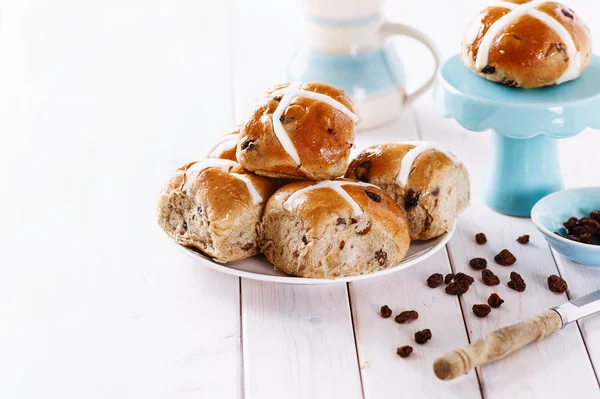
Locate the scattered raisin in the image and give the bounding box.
[427,273,444,288]
[445,280,470,296]
[475,233,487,245]
[397,345,413,358]
[431,188,440,196]
[591,211,600,222]
[481,269,500,286]
[302,236,308,245]
[469,258,487,270]
[197,206,203,214]
[272,95,282,101]
[365,190,381,202]
[350,218,358,224]
[562,9,574,18]
[507,272,526,292]
[356,220,372,235]
[495,249,516,266]
[182,221,188,231]
[327,128,335,135]
[555,43,566,55]
[454,272,474,285]
[279,115,293,123]
[445,273,455,284]
[548,275,568,293]
[293,250,300,258]
[404,189,421,209]
[472,304,492,318]
[241,243,253,251]
[395,310,419,324]
[488,293,504,308]
[354,161,371,182]
[517,235,530,244]
[380,305,392,318]
[375,250,388,266]
[336,218,346,226]
[339,241,345,250]
[415,329,432,345]
[482,65,496,74]
[240,139,256,151]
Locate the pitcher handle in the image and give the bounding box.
[379,22,441,105]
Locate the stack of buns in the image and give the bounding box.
[157,82,470,278]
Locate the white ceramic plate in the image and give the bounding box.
[173,223,455,284]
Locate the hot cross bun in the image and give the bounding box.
[462,0,592,88]
[157,159,280,262]
[346,142,470,240]
[237,82,358,180]
[259,179,411,278]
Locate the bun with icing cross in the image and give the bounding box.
[157,159,281,262]
[207,126,241,162]
[345,142,470,240]
[461,0,592,88]
[237,82,358,180]
[259,179,411,278]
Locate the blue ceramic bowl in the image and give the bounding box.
[531,187,600,266]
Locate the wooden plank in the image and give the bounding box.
[349,111,481,398]
[230,1,363,398]
[415,106,600,398]
[0,1,242,398]
[241,281,363,399]
[349,249,482,399]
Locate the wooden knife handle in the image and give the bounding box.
[433,309,563,380]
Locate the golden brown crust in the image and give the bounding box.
[268,179,410,250]
[158,161,281,261]
[237,82,357,180]
[175,162,279,221]
[207,126,240,162]
[461,1,592,88]
[345,143,454,193]
[345,144,470,240]
[260,178,412,277]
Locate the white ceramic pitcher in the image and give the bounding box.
[288,0,441,129]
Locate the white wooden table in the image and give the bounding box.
[1,1,599,398]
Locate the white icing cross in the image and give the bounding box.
[284,180,377,217]
[182,159,263,205]
[395,141,459,187]
[472,0,581,84]
[271,82,359,165]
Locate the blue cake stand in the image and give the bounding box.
[434,54,600,217]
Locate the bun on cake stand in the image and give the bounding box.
[434,54,600,216]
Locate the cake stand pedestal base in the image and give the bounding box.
[485,132,562,217]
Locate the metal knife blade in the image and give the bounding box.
[553,289,600,327]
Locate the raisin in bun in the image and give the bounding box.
[260,179,410,278]
[346,142,470,240]
[157,159,280,262]
[206,126,240,161]
[462,0,592,88]
[237,82,358,180]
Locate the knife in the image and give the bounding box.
[433,289,600,380]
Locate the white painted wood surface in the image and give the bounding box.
[416,108,600,398]
[1,0,600,398]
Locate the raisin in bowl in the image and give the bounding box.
[532,187,600,267]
